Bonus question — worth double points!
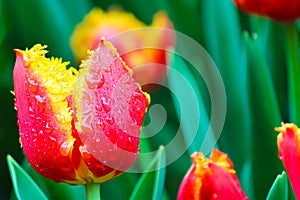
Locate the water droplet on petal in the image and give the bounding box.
[45,122,54,134]
[97,75,105,88]
[85,72,98,89]
[37,149,43,159]
[28,106,34,113]
[106,116,114,125]
[60,141,73,156]
[96,119,105,130]
[104,65,111,72]
[28,77,39,93]
[81,114,93,134]
[101,97,111,112]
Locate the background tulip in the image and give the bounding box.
[70,8,174,88]
[232,0,300,22]
[177,149,248,200]
[276,123,300,199]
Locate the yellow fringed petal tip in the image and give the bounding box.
[275,122,299,134]
[15,44,77,141]
[177,149,248,200]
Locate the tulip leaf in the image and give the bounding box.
[168,51,218,155]
[266,171,288,200]
[7,155,48,200]
[6,0,74,62]
[129,146,166,200]
[101,173,139,200]
[244,32,282,198]
[201,0,251,171]
[239,159,255,200]
[20,157,85,200]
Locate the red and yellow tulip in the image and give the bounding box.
[232,0,300,22]
[70,8,174,87]
[13,39,150,184]
[276,123,300,199]
[177,149,248,200]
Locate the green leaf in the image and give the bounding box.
[201,0,251,170]
[129,146,166,200]
[239,160,255,200]
[101,173,139,200]
[7,155,48,200]
[153,147,166,200]
[152,0,203,42]
[21,158,85,200]
[244,32,283,199]
[266,172,288,200]
[5,0,74,61]
[168,52,218,155]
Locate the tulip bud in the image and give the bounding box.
[13,39,150,184]
[177,149,248,200]
[276,123,300,199]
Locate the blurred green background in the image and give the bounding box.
[1,0,300,199]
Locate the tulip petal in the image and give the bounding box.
[74,39,150,182]
[276,123,300,199]
[177,149,248,200]
[13,45,85,184]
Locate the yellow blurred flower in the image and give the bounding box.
[70,8,174,88]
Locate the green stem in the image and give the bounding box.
[286,23,300,124]
[85,183,100,200]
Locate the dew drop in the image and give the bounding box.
[96,75,105,88]
[28,77,39,93]
[95,103,102,111]
[45,122,54,134]
[103,65,111,72]
[96,119,105,130]
[28,106,34,113]
[85,72,98,89]
[101,97,111,112]
[48,135,57,142]
[37,149,43,159]
[127,137,137,152]
[106,116,114,125]
[81,115,93,134]
[60,141,72,156]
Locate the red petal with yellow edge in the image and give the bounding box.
[276,123,300,199]
[177,149,248,200]
[200,163,248,200]
[13,47,85,184]
[74,39,150,182]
